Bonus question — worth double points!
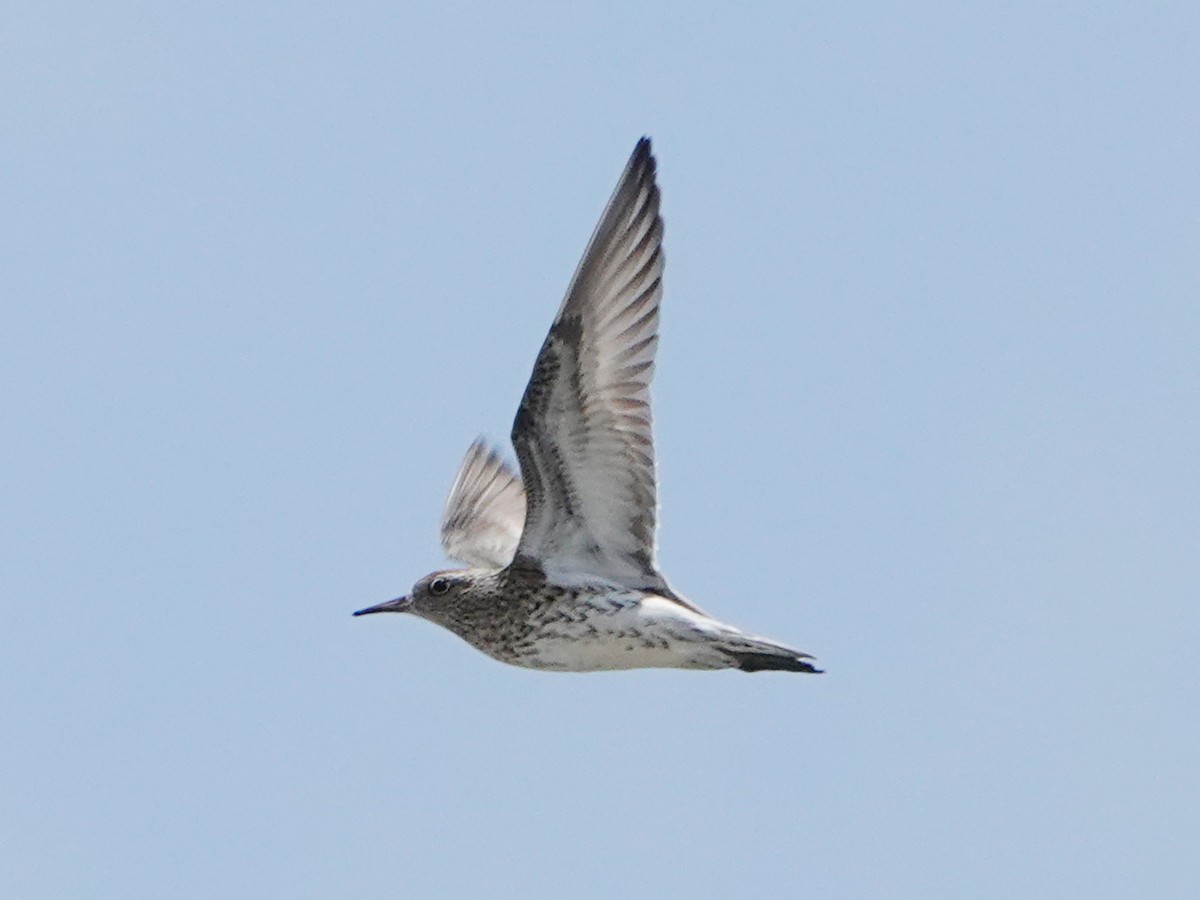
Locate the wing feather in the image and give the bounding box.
[440,438,526,569]
[510,138,674,595]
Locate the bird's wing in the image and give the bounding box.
[510,138,672,594]
[440,438,526,569]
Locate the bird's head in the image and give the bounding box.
[353,570,476,619]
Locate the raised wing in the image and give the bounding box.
[440,438,526,569]
[510,138,671,594]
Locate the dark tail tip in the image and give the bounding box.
[731,651,824,674]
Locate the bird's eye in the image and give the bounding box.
[429,577,451,595]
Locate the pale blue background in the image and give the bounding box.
[2,3,1196,898]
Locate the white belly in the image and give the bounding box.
[515,594,733,672]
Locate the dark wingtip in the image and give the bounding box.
[628,137,656,181]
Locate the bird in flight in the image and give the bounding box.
[354,138,821,674]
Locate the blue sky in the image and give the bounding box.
[2,3,1196,898]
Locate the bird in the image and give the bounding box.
[354,138,821,674]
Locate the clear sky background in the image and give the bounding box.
[2,3,1196,898]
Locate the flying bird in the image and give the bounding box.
[354,138,821,674]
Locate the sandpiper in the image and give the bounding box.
[355,138,821,674]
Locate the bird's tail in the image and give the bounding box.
[724,638,823,674]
